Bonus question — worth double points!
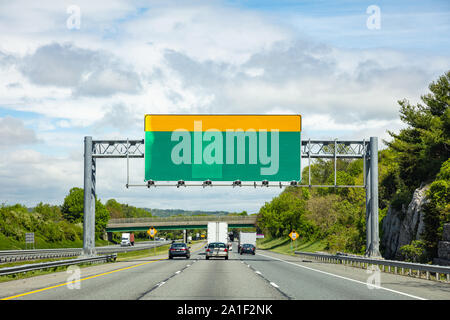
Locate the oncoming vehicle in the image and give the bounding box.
[240,244,256,255]
[169,242,191,259]
[205,242,229,260]
[120,233,134,246]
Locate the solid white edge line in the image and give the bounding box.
[256,252,426,300]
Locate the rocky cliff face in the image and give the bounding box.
[381,184,429,259]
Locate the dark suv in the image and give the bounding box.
[168,242,191,259]
[240,243,256,255]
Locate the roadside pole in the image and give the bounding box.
[147,227,157,257]
[289,231,298,255]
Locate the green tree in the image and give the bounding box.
[258,192,312,239]
[34,202,63,222]
[105,199,123,219]
[382,72,449,260]
[386,71,450,189]
[399,240,427,263]
[61,187,110,234]
[61,188,84,223]
[422,159,450,259]
[95,200,109,233]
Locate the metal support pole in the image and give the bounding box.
[308,139,311,187]
[126,138,130,188]
[83,136,96,256]
[368,137,380,257]
[334,139,337,187]
[365,144,372,256]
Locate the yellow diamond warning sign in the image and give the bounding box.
[289,231,299,241]
[147,227,157,238]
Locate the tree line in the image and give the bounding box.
[257,71,449,261]
[0,188,153,249]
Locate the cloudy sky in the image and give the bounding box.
[0,0,449,213]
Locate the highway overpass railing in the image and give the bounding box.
[295,251,450,282]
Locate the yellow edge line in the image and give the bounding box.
[1,242,207,300]
[1,258,166,300]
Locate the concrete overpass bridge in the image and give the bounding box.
[106,215,257,232]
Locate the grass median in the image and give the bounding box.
[116,240,206,261]
[116,243,171,261]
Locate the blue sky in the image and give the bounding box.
[0,0,448,212]
[231,0,450,54]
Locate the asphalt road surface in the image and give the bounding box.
[0,242,449,300]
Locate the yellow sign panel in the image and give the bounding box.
[145,114,302,132]
[289,231,299,241]
[147,228,157,238]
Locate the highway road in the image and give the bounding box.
[0,241,449,300]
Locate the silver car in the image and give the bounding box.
[205,242,229,260]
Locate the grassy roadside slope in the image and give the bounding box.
[256,236,327,256]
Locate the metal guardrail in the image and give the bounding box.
[0,241,170,263]
[0,254,117,276]
[0,249,82,263]
[295,251,450,282]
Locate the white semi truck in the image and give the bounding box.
[207,222,228,244]
[238,232,256,253]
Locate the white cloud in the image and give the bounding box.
[0,1,448,211]
[161,41,446,126]
[120,3,291,63]
[16,42,143,97]
[0,149,82,205]
[0,116,39,146]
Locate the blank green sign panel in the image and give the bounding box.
[144,115,301,182]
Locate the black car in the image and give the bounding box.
[168,242,190,259]
[240,243,256,255]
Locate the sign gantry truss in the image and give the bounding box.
[90,139,370,188]
[302,139,368,159]
[83,137,380,258]
[302,139,369,188]
[92,139,145,159]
